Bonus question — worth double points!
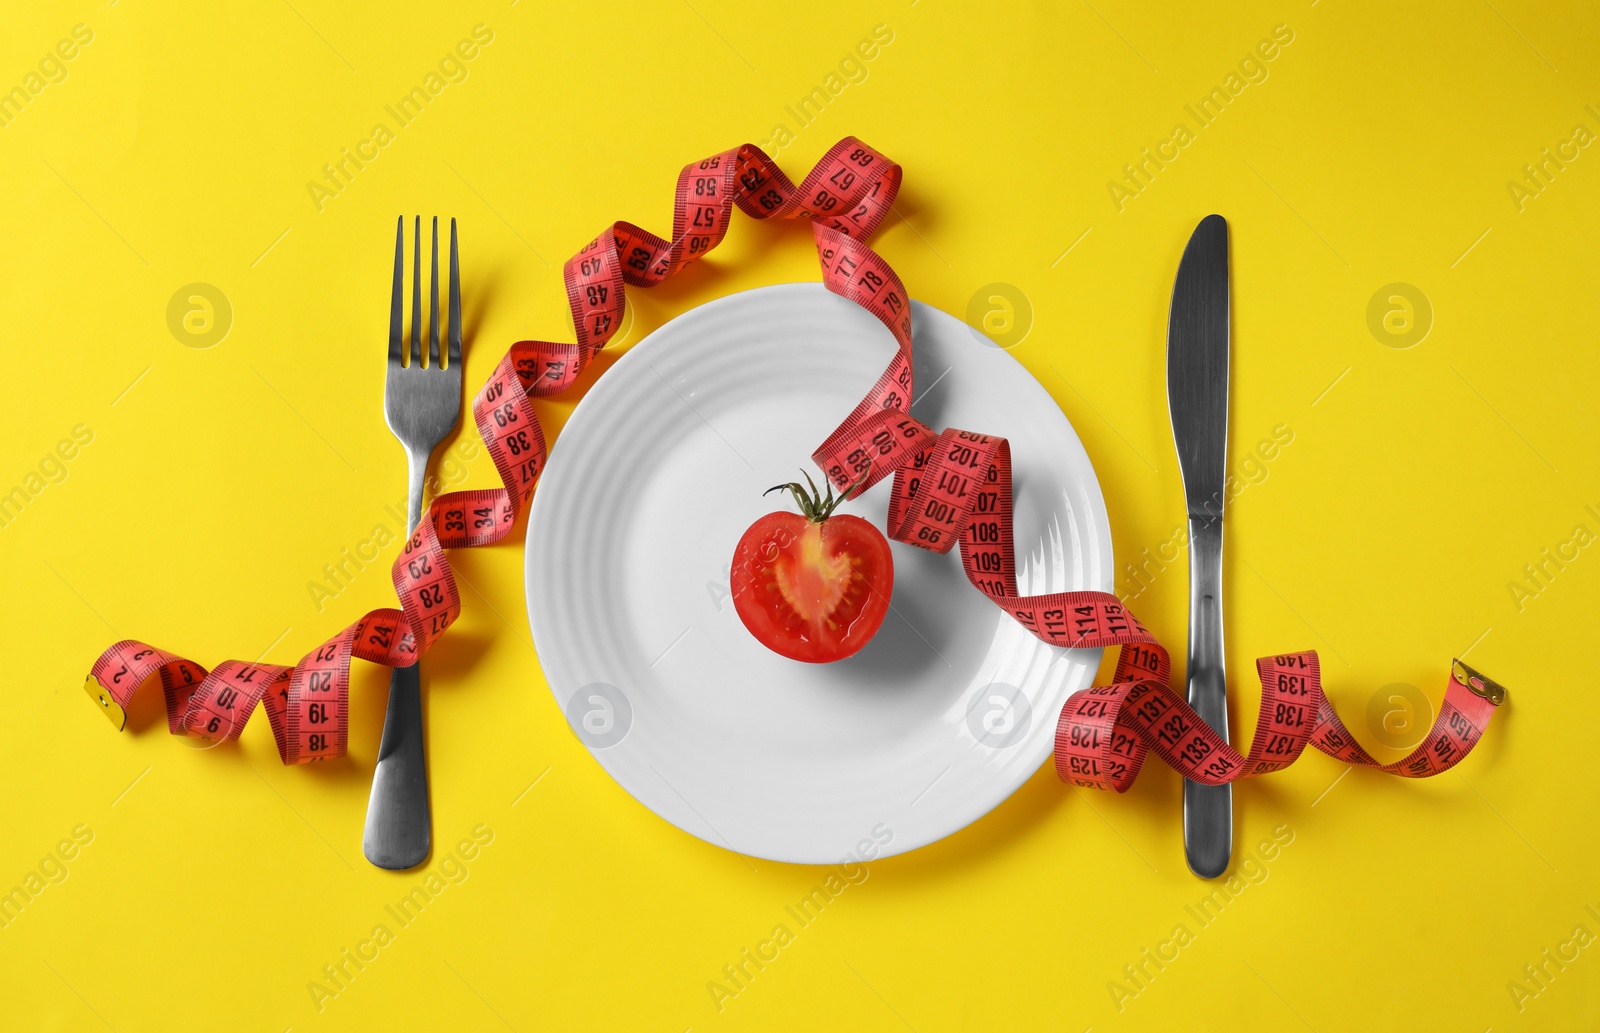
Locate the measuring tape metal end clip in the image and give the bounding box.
[83,675,127,731]
[1452,658,1508,707]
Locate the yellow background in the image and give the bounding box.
[2,0,1596,1029]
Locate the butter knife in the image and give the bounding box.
[1167,214,1232,878]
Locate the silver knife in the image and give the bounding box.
[1167,214,1231,879]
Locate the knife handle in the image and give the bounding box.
[1183,515,1232,878]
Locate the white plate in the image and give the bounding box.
[525,283,1111,864]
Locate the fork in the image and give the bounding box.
[363,215,463,870]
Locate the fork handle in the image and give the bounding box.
[363,452,432,869]
[364,663,430,868]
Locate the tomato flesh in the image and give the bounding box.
[731,512,893,663]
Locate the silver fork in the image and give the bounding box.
[363,215,462,870]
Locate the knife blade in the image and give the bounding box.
[1167,213,1232,879]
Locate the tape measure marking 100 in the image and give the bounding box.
[84,137,1504,793]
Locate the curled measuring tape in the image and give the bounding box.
[84,137,1504,793]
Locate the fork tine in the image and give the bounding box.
[448,218,462,367]
[428,217,441,368]
[410,216,422,367]
[389,217,404,364]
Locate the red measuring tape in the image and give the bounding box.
[84,137,1505,794]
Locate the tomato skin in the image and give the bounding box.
[731,512,893,663]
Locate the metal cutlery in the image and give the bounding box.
[363,215,463,870]
[1166,213,1232,879]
